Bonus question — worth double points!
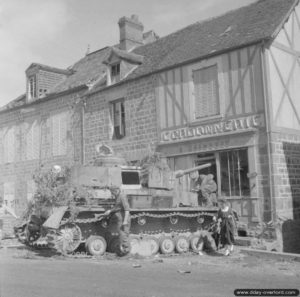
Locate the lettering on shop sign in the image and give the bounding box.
[161,114,263,143]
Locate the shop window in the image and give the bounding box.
[192,64,220,119]
[111,100,125,139]
[220,149,250,197]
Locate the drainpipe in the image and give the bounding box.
[260,42,276,223]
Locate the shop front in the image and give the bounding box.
[157,114,266,225]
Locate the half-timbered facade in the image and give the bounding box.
[155,45,266,225]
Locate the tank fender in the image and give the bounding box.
[43,206,68,229]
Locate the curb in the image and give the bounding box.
[240,248,300,262]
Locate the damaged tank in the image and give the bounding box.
[43,145,218,256]
[16,145,218,256]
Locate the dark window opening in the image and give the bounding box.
[220,149,250,197]
[122,171,140,185]
[111,100,125,140]
[111,63,120,83]
[28,75,37,99]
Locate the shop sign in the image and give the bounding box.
[161,114,263,143]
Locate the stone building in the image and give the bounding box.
[1,0,300,249]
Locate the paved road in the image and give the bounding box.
[0,247,299,297]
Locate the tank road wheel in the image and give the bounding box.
[129,235,141,255]
[145,236,160,255]
[26,229,40,243]
[55,223,82,254]
[85,236,107,256]
[159,236,175,254]
[190,235,203,253]
[175,236,190,253]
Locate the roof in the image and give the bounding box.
[26,63,73,75]
[2,0,297,110]
[66,0,297,91]
[0,94,26,111]
[128,0,297,79]
[52,47,111,93]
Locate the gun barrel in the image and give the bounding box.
[175,163,212,178]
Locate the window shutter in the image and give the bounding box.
[26,122,33,160]
[33,121,40,159]
[52,112,67,156]
[193,65,219,119]
[114,102,121,127]
[52,115,60,156]
[4,127,15,163]
[0,129,4,164]
[59,113,67,155]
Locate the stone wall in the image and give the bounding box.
[270,131,300,220]
[0,91,84,216]
[84,75,158,163]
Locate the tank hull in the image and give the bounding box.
[43,206,217,255]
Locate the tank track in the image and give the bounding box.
[45,209,217,256]
[14,225,49,249]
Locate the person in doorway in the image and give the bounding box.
[105,187,131,256]
[199,174,217,206]
[217,199,235,256]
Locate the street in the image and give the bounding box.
[0,246,299,297]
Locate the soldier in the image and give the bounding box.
[199,174,217,207]
[105,187,131,256]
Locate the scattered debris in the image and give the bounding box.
[153,258,163,263]
[177,269,191,274]
[132,263,142,268]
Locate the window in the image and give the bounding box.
[52,112,67,156]
[220,149,250,197]
[0,129,4,164]
[4,182,15,210]
[111,63,120,83]
[111,100,125,139]
[193,65,220,119]
[26,120,40,160]
[28,75,37,99]
[3,127,15,163]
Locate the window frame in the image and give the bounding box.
[219,148,250,198]
[111,63,121,83]
[192,63,220,120]
[188,58,225,125]
[110,99,126,140]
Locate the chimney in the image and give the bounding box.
[118,15,144,51]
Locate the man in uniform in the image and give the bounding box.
[105,187,131,256]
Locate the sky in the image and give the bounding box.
[0,0,255,108]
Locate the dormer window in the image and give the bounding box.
[28,75,37,100]
[111,63,120,83]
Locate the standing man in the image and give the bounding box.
[199,174,217,206]
[106,187,131,256]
